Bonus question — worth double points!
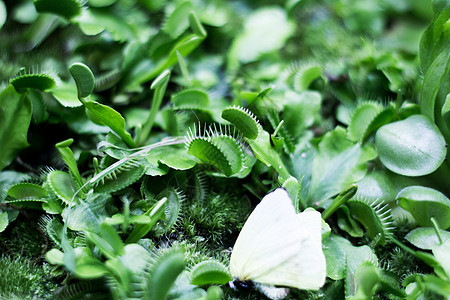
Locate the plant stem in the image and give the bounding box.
[136,70,171,146]
[321,184,357,220]
[430,217,443,245]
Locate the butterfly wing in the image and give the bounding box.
[251,210,326,290]
[230,189,304,281]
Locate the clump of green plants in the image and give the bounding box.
[0,0,449,299]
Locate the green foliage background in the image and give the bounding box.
[0,0,449,299]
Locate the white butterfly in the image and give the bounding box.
[230,188,326,291]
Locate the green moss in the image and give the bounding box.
[181,192,251,246]
[0,214,46,258]
[0,255,59,299]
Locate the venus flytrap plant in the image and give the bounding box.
[69,62,137,148]
[2,0,450,299]
[221,106,301,202]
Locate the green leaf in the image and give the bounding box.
[162,1,193,39]
[228,7,294,64]
[45,248,65,265]
[33,0,82,20]
[189,260,232,286]
[420,50,450,122]
[172,89,210,110]
[86,223,124,259]
[346,261,380,300]
[406,227,450,250]
[55,139,84,189]
[442,93,450,129]
[47,170,78,204]
[94,161,146,194]
[422,274,450,298]
[186,130,244,177]
[136,70,171,146]
[75,8,136,42]
[375,115,447,176]
[0,211,8,232]
[81,99,136,148]
[347,101,383,142]
[222,106,261,139]
[347,198,394,245]
[432,239,450,278]
[397,186,450,229]
[126,197,167,243]
[281,91,322,139]
[50,81,82,107]
[146,250,185,300]
[10,72,57,92]
[0,1,6,29]
[156,148,197,170]
[150,187,184,237]
[419,5,450,73]
[62,201,101,232]
[73,247,109,279]
[0,85,32,171]
[7,182,48,200]
[120,243,151,274]
[337,206,364,238]
[294,65,323,92]
[69,62,95,98]
[323,234,378,280]
[306,127,377,206]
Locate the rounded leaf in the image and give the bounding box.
[405,227,450,250]
[69,63,95,98]
[190,260,232,286]
[171,89,209,110]
[10,73,57,92]
[396,186,450,229]
[375,115,446,176]
[34,0,82,20]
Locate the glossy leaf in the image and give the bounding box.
[406,227,450,250]
[0,85,32,171]
[81,99,136,148]
[0,211,8,232]
[55,139,84,189]
[347,101,383,142]
[146,250,185,300]
[126,197,167,243]
[172,89,210,110]
[222,106,260,139]
[10,72,57,92]
[86,223,125,259]
[190,260,232,286]
[375,115,446,176]
[69,62,95,98]
[347,198,394,245]
[323,234,378,280]
[396,186,450,229]
[47,170,78,204]
[432,240,450,278]
[7,182,48,200]
[420,50,450,122]
[306,127,377,206]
